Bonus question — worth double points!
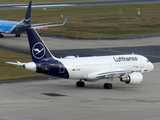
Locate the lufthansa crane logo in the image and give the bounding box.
[32,42,45,59]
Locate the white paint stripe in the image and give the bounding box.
[16,4,75,8]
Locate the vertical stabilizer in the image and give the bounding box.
[21,1,32,24]
[26,28,56,62]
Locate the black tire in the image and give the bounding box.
[76,81,85,87]
[80,81,85,87]
[76,81,80,87]
[103,83,108,89]
[0,34,4,38]
[103,83,112,89]
[107,83,113,89]
[15,34,20,37]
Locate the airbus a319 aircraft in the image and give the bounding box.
[7,28,154,89]
[0,1,68,38]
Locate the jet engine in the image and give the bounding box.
[120,72,143,84]
[23,62,37,72]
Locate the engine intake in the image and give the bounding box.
[120,72,143,84]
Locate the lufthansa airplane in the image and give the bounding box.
[6,28,154,89]
[0,1,68,38]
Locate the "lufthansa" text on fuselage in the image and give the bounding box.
[113,57,138,62]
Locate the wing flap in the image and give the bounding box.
[97,70,142,78]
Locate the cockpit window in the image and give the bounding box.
[146,59,150,63]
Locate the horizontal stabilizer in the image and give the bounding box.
[6,61,25,66]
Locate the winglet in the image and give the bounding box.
[63,17,68,25]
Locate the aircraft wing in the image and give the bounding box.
[31,17,68,29]
[31,22,53,26]
[97,70,142,79]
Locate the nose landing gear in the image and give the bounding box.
[76,80,85,87]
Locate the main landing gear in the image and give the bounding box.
[103,83,113,89]
[76,80,85,87]
[0,34,21,38]
[76,79,113,89]
[0,34,4,38]
[15,34,21,37]
[103,77,113,89]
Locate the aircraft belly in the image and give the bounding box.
[0,26,12,32]
[36,60,69,79]
[0,21,16,33]
[67,66,106,79]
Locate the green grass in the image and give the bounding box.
[1,3,160,38]
[34,3,160,38]
[0,49,40,80]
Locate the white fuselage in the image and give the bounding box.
[58,54,154,80]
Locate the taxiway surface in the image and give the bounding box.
[0,33,160,63]
[0,34,160,120]
[0,0,160,10]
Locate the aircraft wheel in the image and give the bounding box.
[0,34,4,38]
[15,34,21,37]
[76,81,85,87]
[103,83,112,89]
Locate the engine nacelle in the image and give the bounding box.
[120,72,143,84]
[23,62,37,72]
[83,73,99,82]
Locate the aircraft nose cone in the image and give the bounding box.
[150,63,154,71]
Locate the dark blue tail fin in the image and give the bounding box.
[26,28,56,62]
[21,1,31,25]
